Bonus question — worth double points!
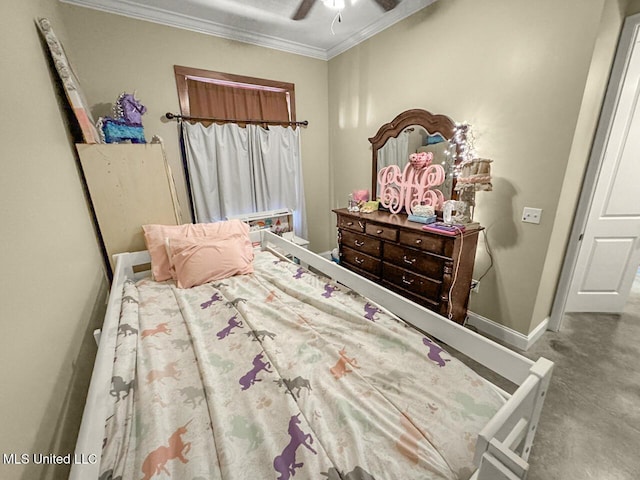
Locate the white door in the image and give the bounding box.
[565,31,640,313]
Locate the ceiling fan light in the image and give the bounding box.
[322,0,345,10]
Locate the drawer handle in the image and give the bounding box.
[376,229,383,234]
[354,240,365,247]
[354,257,365,265]
[403,255,416,265]
[402,275,414,285]
[415,238,422,245]
[346,221,354,227]
[358,221,365,229]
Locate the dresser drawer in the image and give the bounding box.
[381,280,440,312]
[382,262,441,299]
[399,230,446,255]
[383,243,445,280]
[365,222,398,242]
[337,215,365,233]
[341,230,381,257]
[341,247,381,276]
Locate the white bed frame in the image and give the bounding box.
[70,230,552,480]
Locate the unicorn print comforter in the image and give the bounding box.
[101,249,505,480]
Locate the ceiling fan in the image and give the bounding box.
[292,0,400,21]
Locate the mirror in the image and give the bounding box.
[369,109,459,202]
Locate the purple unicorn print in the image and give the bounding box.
[216,315,243,340]
[422,337,451,367]
[364,302,381,321]
[322,284,339,298]
[293,267,305,279]
[273,414,317,480]
[200,292,223,309]
[239,353,272,391]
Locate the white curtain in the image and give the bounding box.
[376,130,410,196]
[182,122,307,238]
[377,130,410,170]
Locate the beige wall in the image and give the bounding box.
[0,1,108,480]
[0,5,328,479]
[0,2,632,478]
[628,0,640,13]
[533,0,627,331]
[328,0,616,334]
[57,4,332,253]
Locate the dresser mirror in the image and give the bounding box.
[369,109,459,201]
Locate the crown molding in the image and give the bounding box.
[60,0,330,60]
[326,0,435,59]
[60,0,436,61]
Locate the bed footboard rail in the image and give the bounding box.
[473,357,553,479]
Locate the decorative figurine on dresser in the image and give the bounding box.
[334,108,487,325]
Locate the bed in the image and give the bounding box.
[71,228,552,480]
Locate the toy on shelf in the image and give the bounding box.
[97,92,147,144]
[359,200,379,214]
[348,189,370,212]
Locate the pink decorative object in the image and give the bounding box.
[377,155,446,214]
[409,151,433,170]
[352,189,370,202]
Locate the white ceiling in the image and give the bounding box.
[60,0,437,60]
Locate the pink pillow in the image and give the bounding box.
[142,220,251,281]
[168,234,254,289]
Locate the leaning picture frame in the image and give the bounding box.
[36,17,101,144]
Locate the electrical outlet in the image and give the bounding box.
[470,279,480,293]
[522,207,542,224]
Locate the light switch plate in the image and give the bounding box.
[522,207,542,224]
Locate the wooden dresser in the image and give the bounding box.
[333,208,480,324]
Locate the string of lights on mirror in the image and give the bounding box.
[446,122,477,179]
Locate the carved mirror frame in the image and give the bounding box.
[369,108,458,199]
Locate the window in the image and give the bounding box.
[174,66,296,125]
[174,66,307,238]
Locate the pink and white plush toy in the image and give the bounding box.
[352,190,370,203]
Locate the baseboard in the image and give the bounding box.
[466,311,549,351]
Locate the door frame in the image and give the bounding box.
[549,12,640,332]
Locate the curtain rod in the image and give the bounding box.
[165,112,308,126]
